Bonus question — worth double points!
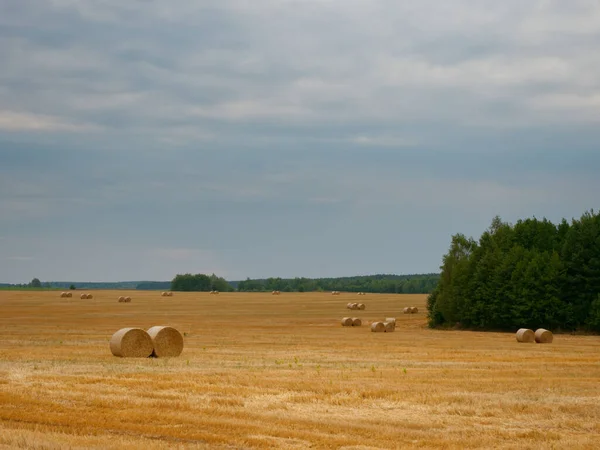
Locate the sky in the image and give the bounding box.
[1,0,599,283]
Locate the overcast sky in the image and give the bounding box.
[1,1,599,283]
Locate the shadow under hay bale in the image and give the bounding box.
[110,328,153,358]
[516,328,535,343]
[147,326,184,357]
[535,328,553,343]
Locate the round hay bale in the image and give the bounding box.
[86,293,93,299]
[516,328,535,343]
[535,328,553,344]
[385,317,396,324]
[350,303,359,310]
[109,328,153,358]
[118,296,125,302]
[346,303,353,309]
[351,318,362,327]
[161,292,167,297]
[147,326,184,357]
[66,292,72,298]
[60,292,67,298]
[80,293,87,299]
[403,307,410,314]
[341,317,353,327]
[384,321,395,332]
[371,322,385,332]
[125,296,132,302]
[357,303,365,310]
[411,307,419,314]
[167,292,173,297]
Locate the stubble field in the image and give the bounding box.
[0,290,599,449]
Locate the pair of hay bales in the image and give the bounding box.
[60,292,73,298]
[347,303,366,310]
[331,291,341,295]
[403,306,419,314]
[161,292,173,297]
[341,317,362,327]
[357,292,366,296]
[271,290,281,295]
[516,328,553,343]
[371,319,396,333]
[79,293,93,299]
[209,290,219,295]
[118,296,132,303]
[110,326,184,358]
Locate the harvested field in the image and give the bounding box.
[0,290,599,449]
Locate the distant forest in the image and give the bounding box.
[428,210,600,332]
[234,274,439,293]
[1,274,439,294]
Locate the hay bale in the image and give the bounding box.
[341,317,353,326]
[60,292,67,298]
[125,296,132,302]
[516,328,535,343]
[384,321,395,332]
[161,292,167,297]
[109,328,153,358]
[346,302,353,309]
[371,322,385,332]
[167,292,173,297]
[385,317,396,324]
[147,326,184,357]
[535,328,553,344]
[66,292,72,298]
[86,293,93,299]
[357,303,365,310]
[351,318,362,327]
[80,293,87,299]
[403,307,410,314]
[118,296,126,302]
[411,307,419,314]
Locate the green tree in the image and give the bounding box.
[30,278,42,288]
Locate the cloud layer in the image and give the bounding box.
[1,0,599,282]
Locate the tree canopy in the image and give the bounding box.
[428,210,600,332]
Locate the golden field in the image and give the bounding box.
[0,290,599,449]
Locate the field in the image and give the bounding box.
[0,291,599,449]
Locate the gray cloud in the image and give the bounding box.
[1,0,599,282]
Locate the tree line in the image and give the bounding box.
[235,274,439,293]
[427,210,600,332]
[171,273,234,292]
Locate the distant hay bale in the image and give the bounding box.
[66,292,72,298]
[80,293,87,299]
[350,303,359,310]
[403,307,410,314]
[384,321,395,332]
[167,292,173,297]
[371,322,385,332]
[410,307,419,314]
[346,303,353,309]
[351,318,362,327]
[516,328,535,343]
[60,292,67,298]
[341,317,353,327]
[161,292,167,297]
[109,328,153,358]
[385,317,396,324]
[357,303,365,310]
[124,296,132,302]
[86,293,93,299]
[118,296,126,302]
[147,326,184,357]
[535,328,553,344]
